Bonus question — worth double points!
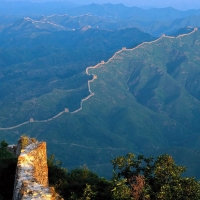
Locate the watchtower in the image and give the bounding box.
[64,108,69,113]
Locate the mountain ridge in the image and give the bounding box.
[1,7,200,179]
[1,28,200,179]
[0,29,196,130]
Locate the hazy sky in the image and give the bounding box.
[71,0,200,10]
[7,0,200,10]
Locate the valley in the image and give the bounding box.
[1,1,200,180]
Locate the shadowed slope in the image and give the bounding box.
[1,29,200,179]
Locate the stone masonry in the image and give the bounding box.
[11,136,63,200]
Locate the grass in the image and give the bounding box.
[20,135,37,149]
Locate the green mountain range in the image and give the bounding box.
[1,28,200,179]
[0,19,155,128]
[1,3,200,179]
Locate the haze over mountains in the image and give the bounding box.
[1,2,200,179]
[2,2,200,36]
[4,0,200,10]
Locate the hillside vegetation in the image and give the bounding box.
[1,4,200,180]
[1,30,200,179]
[0,21,154,127]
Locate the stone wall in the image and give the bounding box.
[11,136,63,200]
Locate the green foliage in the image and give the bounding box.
[112,153,200,200]
[20,135,29,149]
[0,140,16,167]
[63,166,113,200]
[48,154,68,189]
[19,136,37,149]
[111,177,133,200]
[0,139,200,200]
[0,140,17,200]
[79,184,97,200]
[48,158,113,200]
[48,152,200,200]
[31,138,37,143]
[0,140,11,162]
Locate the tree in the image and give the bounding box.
[0,140,17,200]
[111,153,200,200]
[48,157,113,200]
[64,166,113,200]
[111,176,133,200]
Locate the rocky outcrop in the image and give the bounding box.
[11,136,63,200]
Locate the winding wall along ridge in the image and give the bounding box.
[0,28,197,130]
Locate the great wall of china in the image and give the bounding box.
[0,28,198,130]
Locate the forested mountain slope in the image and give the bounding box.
[0,20,154,127]
[1,29,200,179]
